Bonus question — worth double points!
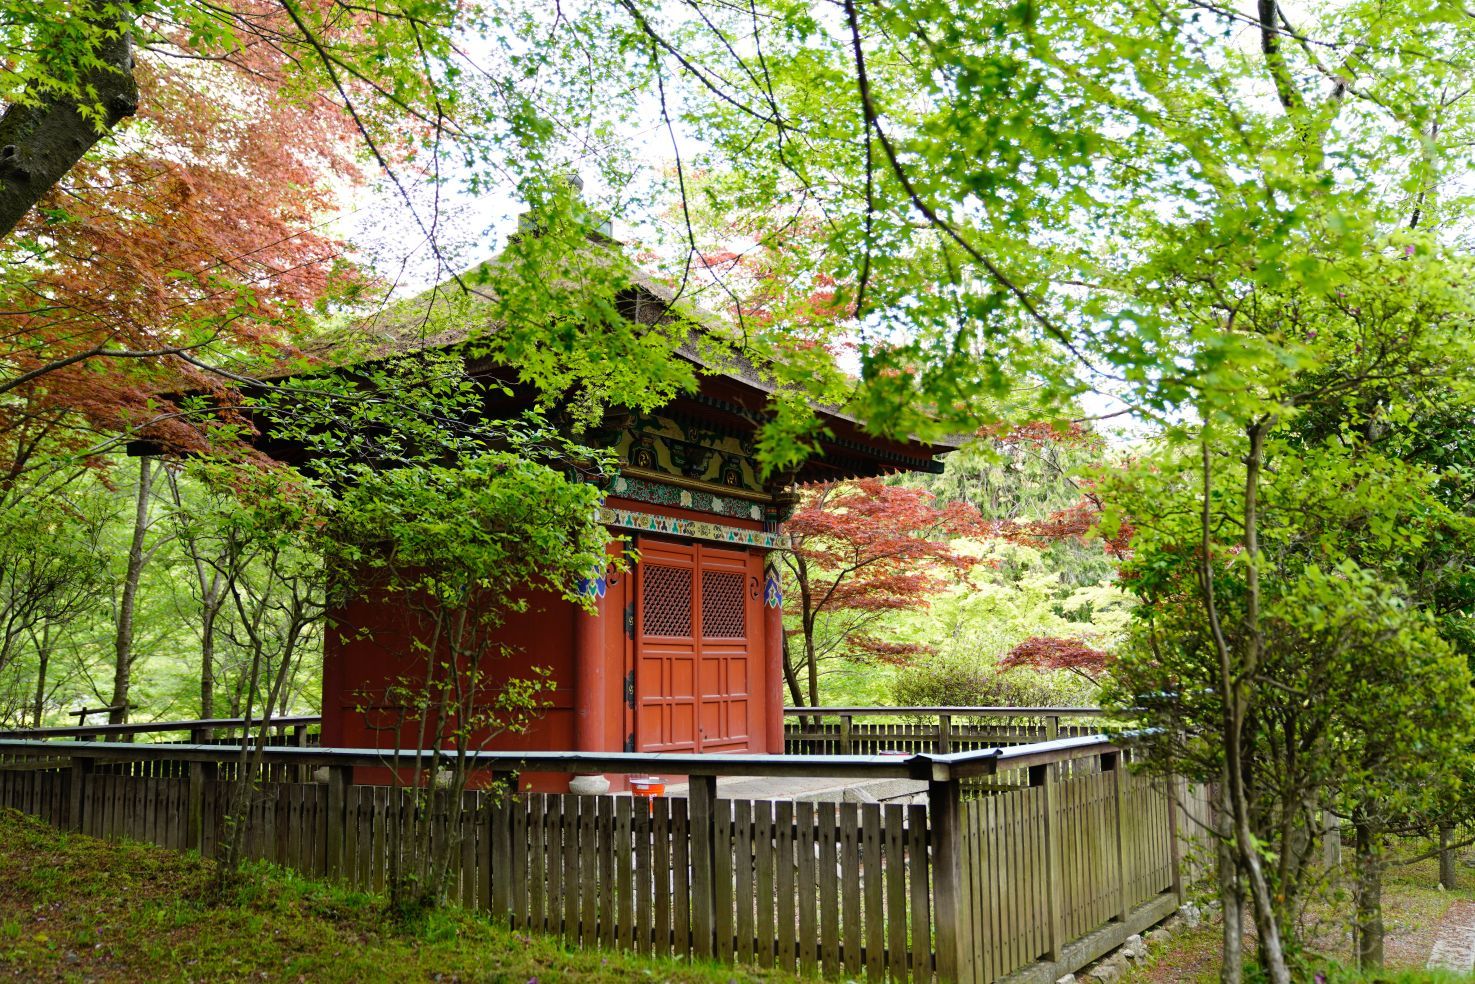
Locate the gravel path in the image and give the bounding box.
[1426,899,1475,973]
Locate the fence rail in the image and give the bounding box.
[0,721,1206,984]
[783,707,1110,757]
[0,714,320,742]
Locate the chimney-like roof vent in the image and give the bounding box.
[515,172,616,242]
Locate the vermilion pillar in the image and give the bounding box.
[573,574,608,753]
[763,556,785,754]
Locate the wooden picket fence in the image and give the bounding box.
[0,728,1206,983]
[947,767,1182,983]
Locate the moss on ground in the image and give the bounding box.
[0,809,797,983]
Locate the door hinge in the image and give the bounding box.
[624,669,636,710]
[624,601,635,640]
[624,732,636,753]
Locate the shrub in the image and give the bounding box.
[891,658,1090,708]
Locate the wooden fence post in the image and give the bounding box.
[1033,763,1065,963]
[688,774,718,960]
[937,714,952,755]
[1046,715,1060,741]
[326,765,351,880]
[291,725,308,782]
[68,756,94,833]
[291,724,307,762]
[928,774,966,982]
[839,714,854,755]
[1105,751,1128,923]
[189,759,218,855]
[1167,776,1185,902]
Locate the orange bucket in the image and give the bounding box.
[629,776,665,811]
[629,776,666,798]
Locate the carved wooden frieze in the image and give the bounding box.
[615,413,764,494]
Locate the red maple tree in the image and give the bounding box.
[1003,491,1134,558]
[999,636,1112,682]
[780,478,986,707]
[1,6,373,476]
[779,422,1137,704]
[985,426,1130,682]
[973,421,1134,556]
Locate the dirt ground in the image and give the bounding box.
[1121,848,1475,983]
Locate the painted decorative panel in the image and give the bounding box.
[614,413,765,494]
[608,474,764,522]
[598,506,790,550]
[763,557,783,608]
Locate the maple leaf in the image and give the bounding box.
[999,636,1112,680]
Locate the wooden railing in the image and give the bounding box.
[0,726,1207,983]
[783,706,1109,757]
[0,714,320,742]
[0,716,322,780]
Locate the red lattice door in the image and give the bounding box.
[636,539,756,753]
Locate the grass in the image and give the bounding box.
[1120,846,1475,984]
[0,808,798,983]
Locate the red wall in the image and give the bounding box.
[322,584,579,790]
[321,534,780,791]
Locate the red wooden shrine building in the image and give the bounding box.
[252,262,952,790]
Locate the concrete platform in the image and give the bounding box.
[662,774,926,804]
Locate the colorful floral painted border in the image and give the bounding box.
[598,506,790,551]
[608,474,765,522]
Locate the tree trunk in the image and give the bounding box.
[804,622,820,708]
[200,600,217,720]
[780,633,804,708]
[217,564,305,884]
[110,456,154,725]
[0,7,139,240]
[1440,823,1457,890]
[1353,812,1385,970]
[1323,808,1342,873]
[1200,429,1291,984]
[30,624,52,728]
[794,559,821,709]
[1217,779,1244,984]
[165,468,225,722]
[218,611,267,883]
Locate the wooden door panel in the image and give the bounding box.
[699,699,723,740]
[699,657,724,696]
[635,538,759,754]
[727,697,748,739]
[638,643,696,751]
[695,548,753,749]
[636,543,698,753]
